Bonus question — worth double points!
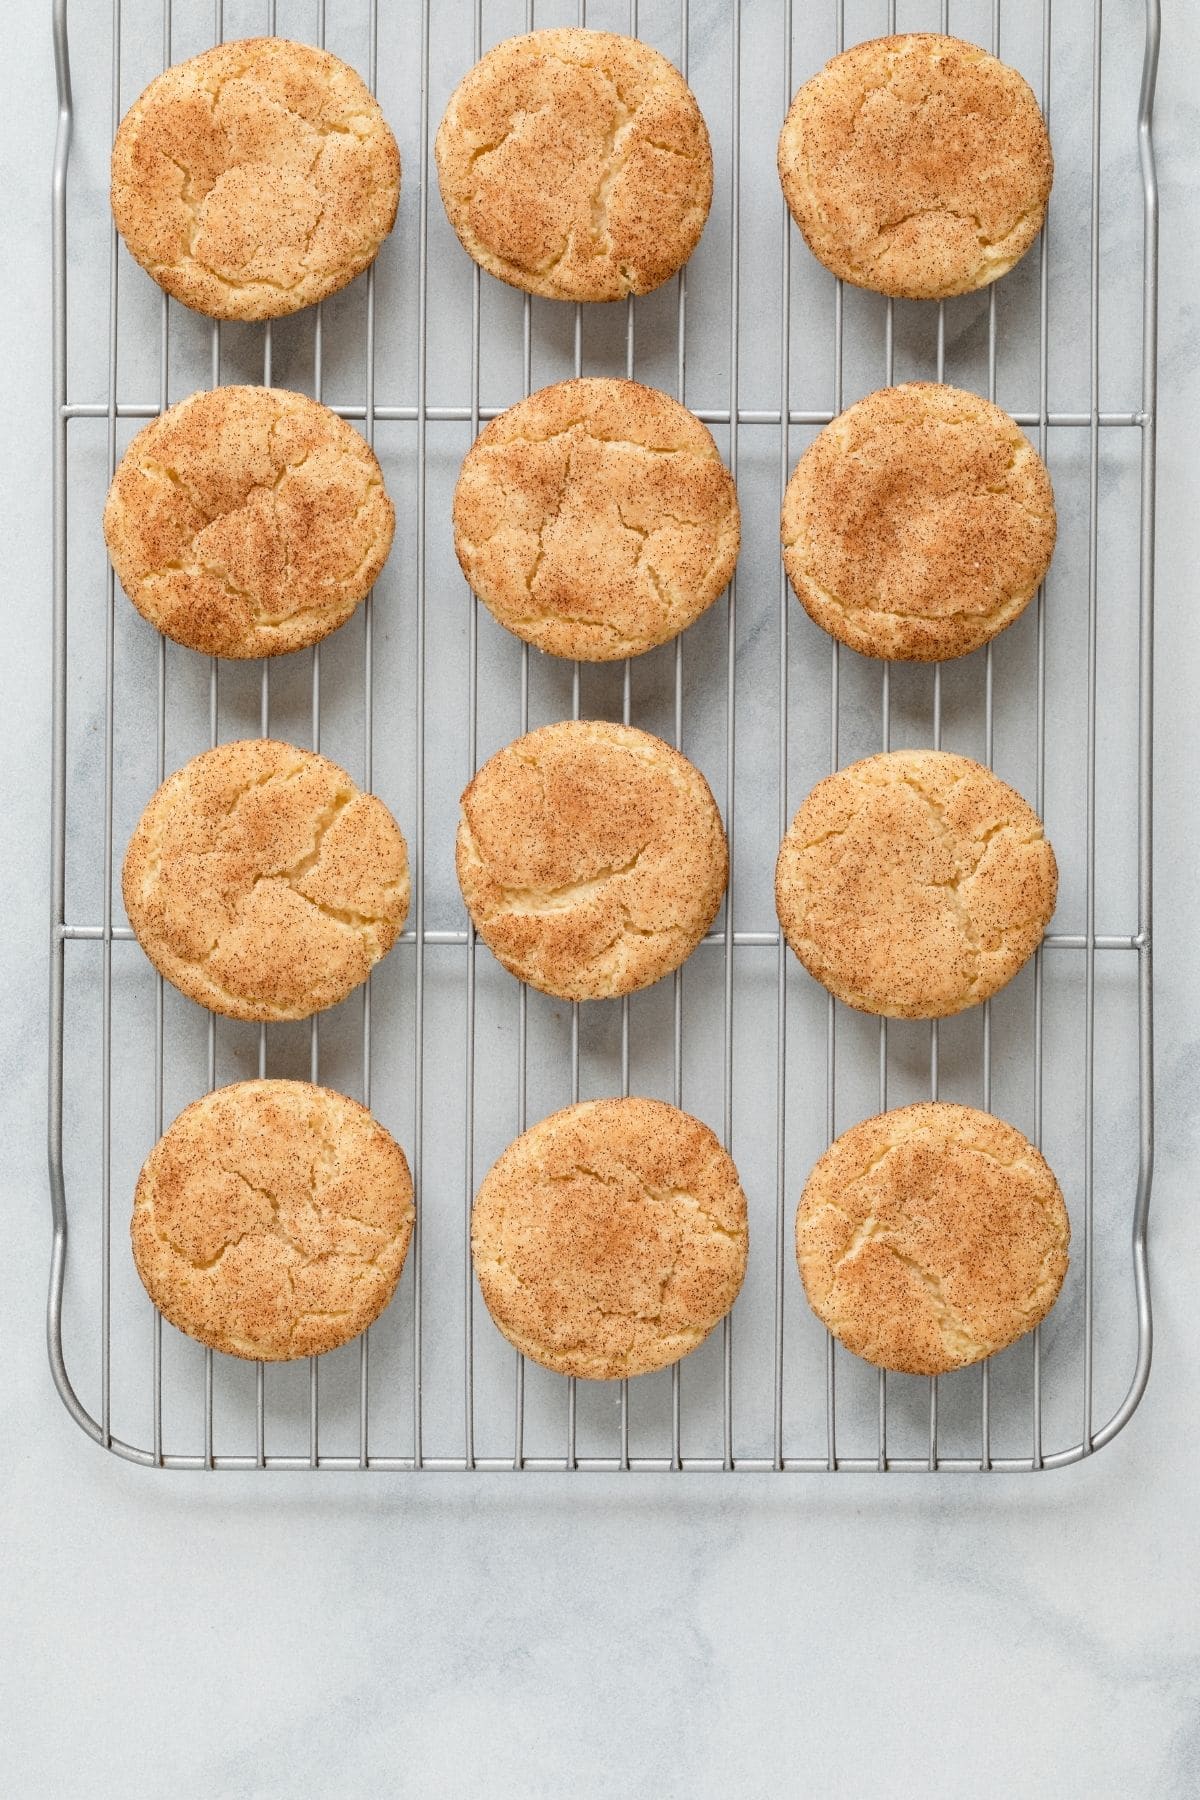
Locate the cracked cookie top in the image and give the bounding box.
[111,38,400,321]
[434,28,712,301]
[123,739,410,1022]
[781,384,1055,663]
[453,378,740,662]
[457,720,727,1002]
[775,750,1057,1019]
[472,1098,748,1379]
[104,386,395,660]
[796,1101,1069,1375]
[778,34,1052,299]
[132,1079,414,1361]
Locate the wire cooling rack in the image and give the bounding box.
[49,0,1158,1472]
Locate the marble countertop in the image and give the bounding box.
[5,4,1200,1795]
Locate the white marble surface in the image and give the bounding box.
[5,3,1200,1795]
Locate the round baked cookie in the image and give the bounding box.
[457,721,727,1001]
[435,28,712,301]
[123,739,409,1022]
[778,34,1052,298]
[775,750,1056,1019]
[453,379,739,661]
[472,1098,748,1379]
[796,1102,1069,1375]
[111,38,400,321]
[104,386,394,659]
[782,384,1055,662]
[132,1080,414,1360]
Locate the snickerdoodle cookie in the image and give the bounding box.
[457,721,727,1001]
[775,750,1056,1018]
[111,38,400,320]
[796,1102,1069,1375]
[453,378,739,661]
[104,386,394,659]
[123,739,409,1022]
[435,28,712,301]
[132,1079,414,1360]
[778,34,1052,298]
[472,1097,748,1379]
[781,384,1055,662]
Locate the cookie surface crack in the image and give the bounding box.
[526,442,575,595]
[831,1219,990,1364]
[481,848,645,919]
[587,87,634,268]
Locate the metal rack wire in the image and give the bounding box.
[49,0,1158,1471]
